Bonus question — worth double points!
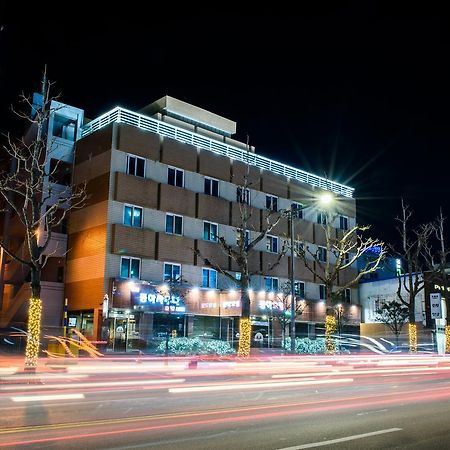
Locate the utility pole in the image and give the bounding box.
[289,210,296,353]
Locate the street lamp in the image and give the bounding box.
[283,192,335,354]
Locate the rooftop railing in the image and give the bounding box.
[81,107,354,197]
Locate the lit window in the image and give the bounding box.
[165,214,183,235]
[124,205,143,228]
[236,187,250,205]
[204,221,218,242]
[202,268,217,288]
[164,263,181,283]
[294,281,305,299]
[319,284,327,300]
[204,177,219,197]
[317,211,327,225]
[318,246,327,263]
[120,257,140,279]
[340,216,349,231]
[264,277,279,291]
[266,194,278,212]
[266,235,278,253]
[127,155,145,177]
[168,167,184,187]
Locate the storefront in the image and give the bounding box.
[93,278,360,352]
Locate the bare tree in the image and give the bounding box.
[296,209,386,354]
[0,71,86,369]
[425,209,450,352]
[157,278,188,357]
[375,300,409,346]
[195,162,285,356]
[394,199,433,353]
[273,281,309,350]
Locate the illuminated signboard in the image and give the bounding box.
[131,289,186,313]
[258,300,284,311]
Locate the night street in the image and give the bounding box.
[1,355,450,449]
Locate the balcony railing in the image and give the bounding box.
[81,107,354,198]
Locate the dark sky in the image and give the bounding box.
[1,12,449,245]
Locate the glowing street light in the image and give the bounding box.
[283,190,335,354]
[318,192,334,207]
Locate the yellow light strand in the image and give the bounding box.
[325,314,337,354]
[445,326,450,353]
[25,297,42,369]
[408,323,417,353]
[237,318,251,357]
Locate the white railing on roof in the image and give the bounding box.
[81,107,354,197]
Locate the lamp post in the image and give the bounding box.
[283,192,335,354]
[289,209,296,354]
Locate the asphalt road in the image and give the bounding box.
[1,355,450,449]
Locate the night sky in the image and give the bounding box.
[1,12,449,246]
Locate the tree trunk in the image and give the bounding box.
[24,266,42,370]
[238,274,252,357]
[408,308,417,353]
[325,287,336,354]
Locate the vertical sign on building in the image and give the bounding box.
[430,293,442,319]
[103,294,109,320]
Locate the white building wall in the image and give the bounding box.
[359,277,425,324]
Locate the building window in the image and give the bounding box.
[318,246,327,263]
[124,205,143,228]
[340,215,349,231]
[168,167,184,187]
[345,288,351,303]
[237,229,250,248]
[165,214,183,235]
[204,177,219,197]
[49,158,72,186]
[343,252,350,265]
[164,263,181,283]
[294,240,304,255]
[319,284,327,300]
[120,257,140,279]
[291,202,304,219]
[317,211,327,225]
[264,277,279,292]
[266,194,278,212]
[294,281,305,299]
[266,235,278,253]
[52,114,76,141]
[127,155,145,177]
[202,268,217,288]
[236,187,250,205]
[204,221,218,242]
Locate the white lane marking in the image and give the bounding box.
[356,409,388,416]
[1,378,185,391]
[277,428,402,449]
[11,393,85,402]
[169,378,353,394]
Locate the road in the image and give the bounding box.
[1,354,450,449]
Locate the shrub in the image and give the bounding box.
[156,337,235,356]
[283,337,326,354]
